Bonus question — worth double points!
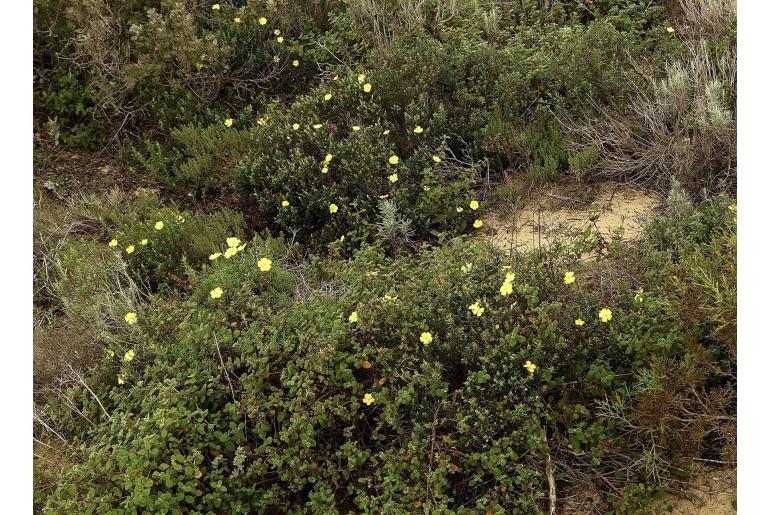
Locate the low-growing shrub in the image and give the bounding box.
[37,200,736,513]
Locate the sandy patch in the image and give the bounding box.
[666,466,736,515]
[486,181,662,255]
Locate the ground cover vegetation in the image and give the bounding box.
[34,0,736,512]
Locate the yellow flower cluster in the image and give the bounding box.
[563,271,575,285]
[500,271,515,296]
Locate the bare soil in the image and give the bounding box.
[485,179,663,255]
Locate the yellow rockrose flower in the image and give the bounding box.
[226,237,241,248]
[210,287,224,299]
[420,332,433,344]
[259,17,267,25]
[363,83,372,93]
[258,258,272,272]
[363,393,375,405]
[523,360,537,374]
[599,308,613,323]
[388,173,398,183]
[469,200,479,210]
[109,239,118,247]
[473,219,483,229]
[123,349,135,362]
[125,245,135,254]
[388,155,399,165]
[575,318,585,327]
[124,312,138,325]
[349,311,358,323]
[154,221,164,230]
[329,203,339,214]
[413,126,423,134]
[563,271,576,285]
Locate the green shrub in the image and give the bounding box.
[39,200,737,512]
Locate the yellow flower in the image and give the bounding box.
[196,62,204,70]
[460,263,472,273]
[106,349,114,358]
[123,349,135,362]
[274,29,281,36]
[388,173,398,183]
[125,245,135,254]
[292,123,299,130]
[223,117,234,129]
[468,301,485,317]
[382,129,390,135]
[259,17,267,25]
[349,311,358,323]
[363,83,372,93]
[276,36,284,43]
[500,281,513,296]
[325,153,333,163]
[358,74,366,83]
[140,239,148,246]
[124,312,138,325]
[563,271,576,285]
[293,59,300,67]
[667,26,675,33]
[210,287,224,299]
[599,308,613,323]
[321,165,329,174]
[413,126,423,134]
[273,55,280,63]
[388,155,399,165]
[258,258,272,272]
[227,237,241,248]
[469,200,479,210]
[257,117,267,126]
[423,186,431,191]
[575,318,585,327]
[223,247,238,258]
[282,200,290,207]
[324,93,332,101]
[634,288,644,303]
[154,221,164,230]
[212,4,220,10]
[236,244,246,252]
[209,252,221,260]
[505,272,515,282]
[329,203,339,214]
[233,16,241,23]
[363,393,375,405]
[420,331,433,345]
[313,123,322,129]
[728,204,736,213]
[432,155,441,163]
[473,219,483,229]
[108,239,118,247]
[117,374,126,385]
[456,207,463,213]
[352,125,361,131]
[523,360,537,374]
